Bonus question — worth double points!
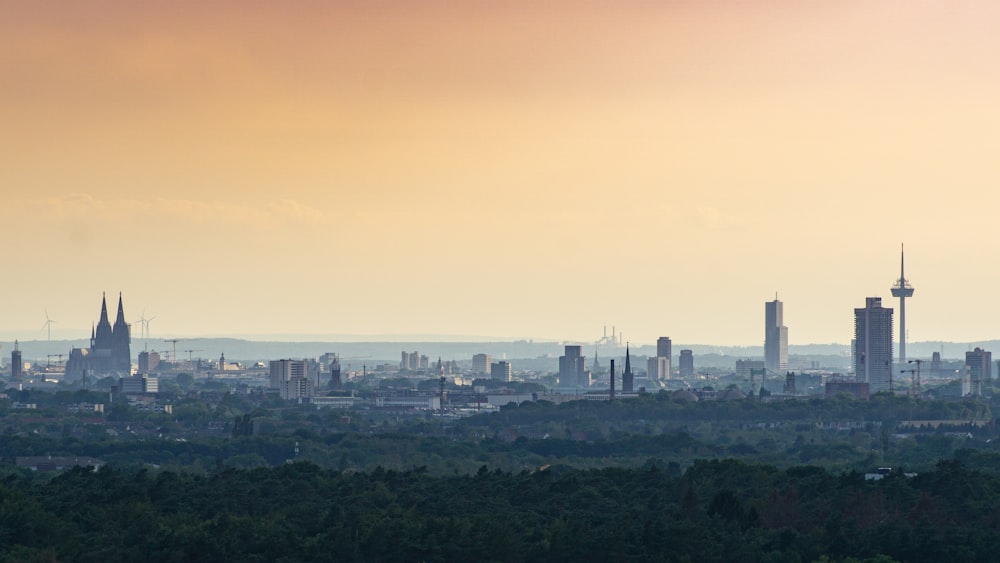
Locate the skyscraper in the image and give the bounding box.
[490,361,512,382]
[558,345,590,387]
[10,340,22,379]
[854,297,894,392]
[472,353,491,374]
[965,347,992,396]
[679,349,694,377]
[764,298,788,373]
[270,359,307,389]
[656,337,672,361]
[653,336,672,380]
[647,356,668,382]
[330,355,342,389]
[400,351,419,371]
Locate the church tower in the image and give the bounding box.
[94,294,113,351]
[111,293,131,372]
[622,343,634,393]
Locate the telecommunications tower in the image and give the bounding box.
[890,244,915,363]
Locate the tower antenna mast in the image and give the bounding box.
[890,244,915,363]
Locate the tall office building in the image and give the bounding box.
[653,336,672,380]
[137,350,160,373]
[490,361,512,382]
[269,359,307,389]
[965,347,992,396]
[558,345,590,387]
[656,337,672,361]
[330,355,342,389]
[647,356,669,382]
[854,297,894,392]
[10,340,22,379]
[281,375,314,401]
[472,353,492,374]
[736,359,766,379]
[400,351,419,372]
[679,349,694,377]
[764,298,788,373]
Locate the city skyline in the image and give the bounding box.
[5,2,1000,344]
[0,256,980,348]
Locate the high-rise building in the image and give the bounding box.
[270,359,307,389]
[400,351,419,372]
[764,298,788,373]
[854,297,894,392]
[736,359,766,379]
[965,347,992,396]
[647,356,669,382]
[330,355,342,389]
[119,374,158,394]
[11,340,22,379]
[656,337,672,361]
[472,354,492,374]
[137,350,160,373]
[490,361,512,382]
[559,345,590,387]
[281,376,314,401]
[679,349,694,377]
[653,336,672,380]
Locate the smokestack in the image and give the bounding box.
[609,359,616,400]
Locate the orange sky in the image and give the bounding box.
[3,1,1000,345]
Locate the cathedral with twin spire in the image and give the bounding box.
[65,293,132,381]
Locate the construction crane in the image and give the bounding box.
[163,339,181,362]
[183,349,202,366]
[46,354,64,370]
[907,359,923,397]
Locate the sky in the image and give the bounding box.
[3,1,1000,346]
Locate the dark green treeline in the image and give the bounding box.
[2,457,1000,562]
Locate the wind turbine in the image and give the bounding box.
[135,310,156,340]
[136,310,149,339]
[42,310,57,341]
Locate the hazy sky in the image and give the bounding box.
[3,1,1000,345]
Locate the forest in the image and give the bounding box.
[1,457,999,562]
[1,388,999,560]
[0,390,996,475]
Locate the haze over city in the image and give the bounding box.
[5,1,1000,345]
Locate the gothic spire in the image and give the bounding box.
[624,342,632,375]
[114,292,127,327]
[98,293,110,326]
